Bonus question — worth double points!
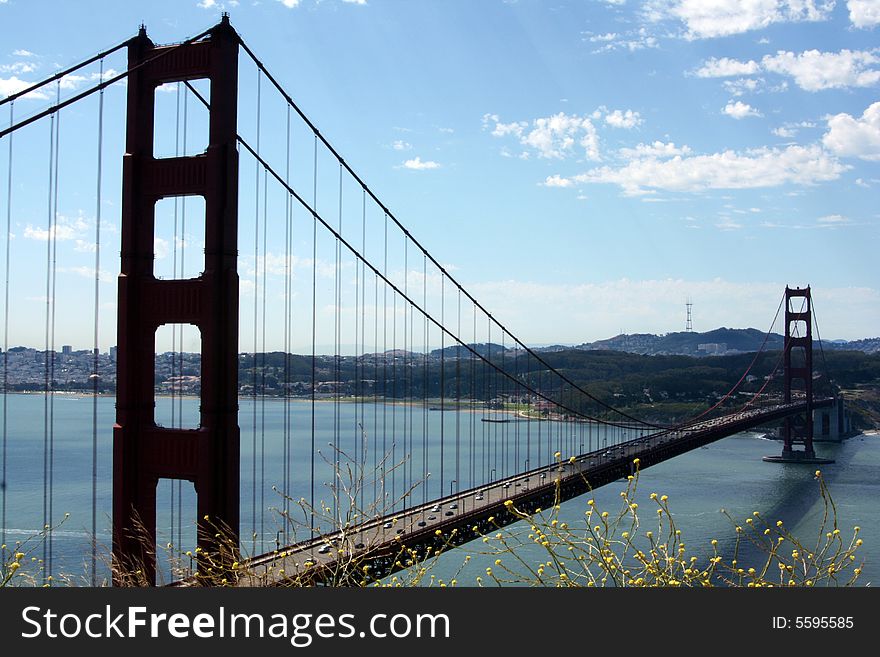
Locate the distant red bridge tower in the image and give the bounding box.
[763,285,833,465]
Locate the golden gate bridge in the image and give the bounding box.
[0,17,841,586]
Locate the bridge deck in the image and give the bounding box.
[206,399,831,586]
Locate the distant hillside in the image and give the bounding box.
[430,343,512,359]
[559,328,879,357]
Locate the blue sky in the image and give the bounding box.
[0,0,878,352]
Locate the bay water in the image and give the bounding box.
[1,393,876,586]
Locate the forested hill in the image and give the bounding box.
[556,328,880,357]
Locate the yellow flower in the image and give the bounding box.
[14,552,25,561]
[554,451,561,459]
[660,495,668,502]
[776,520,783,527]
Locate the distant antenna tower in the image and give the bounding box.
[686,297,693,332]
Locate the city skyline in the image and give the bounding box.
[1,0,878,353]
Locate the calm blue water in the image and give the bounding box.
[1,392,877,586]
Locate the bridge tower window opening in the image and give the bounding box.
[153,195,206,281]
[153,80,210,160]
[154,323,202,430]
[155,477,197,582]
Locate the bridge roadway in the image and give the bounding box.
[228,398,832,586]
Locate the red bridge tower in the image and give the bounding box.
[113,17,240,584]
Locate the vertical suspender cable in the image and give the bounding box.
[46,80,61,578]
[178,87,187,547]
[1,101,13,567]
[260,166,268,547]
[170,81,181,553]
[48,80,63,580]
[382,214,388,509]
[91,60,105,585]
[309,134,317,537]
[422,254,427,505]
[360,189,366,516]
[455,287,460,498]
[402,237,408,512]
[42,108,55,584]
[334,163,342,525]
[251,69,261,554]
[373,270,378,511]
[283,104,291,540]
[440,275,445,498]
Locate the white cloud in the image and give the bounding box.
[618,141,692,158]
[403,156,441,170]
[484,112,600,160]
[848,0,880,27]
[12,49,36,57]
[762,49,880,91]
[587,27,659,53]
[822,101,880,161]
[648,0,835,39]
[154,237,169,260]
[772,120,816,138]
[604,109,643,129]
[343,0,368,4]
[277,0,301,7]
[696,48,880,92]
[543,175,573,188]
[556,144,846,196]
[0,61,37,75]
[392,140,411,151]
[817,214,850,224]
[0,75,48,100]
[723,77,764,96]
[197,0,217,7]
[723,100,763,119]
[24,224,78,241]
[715,218,743,231]
[62,266,113,283]
[694,57,760,78]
